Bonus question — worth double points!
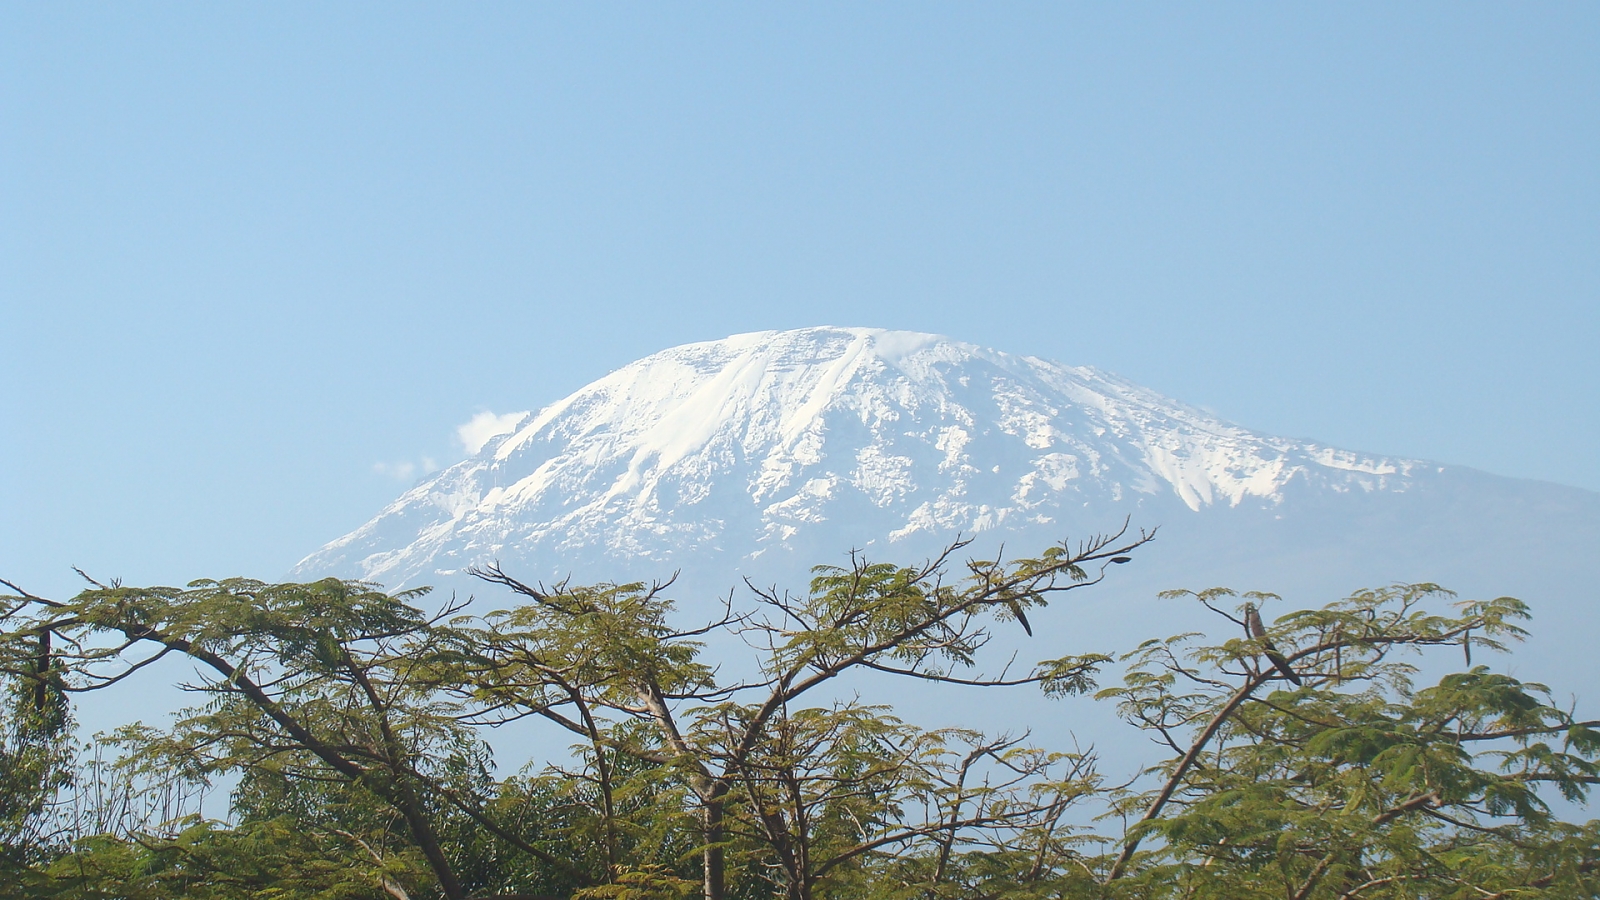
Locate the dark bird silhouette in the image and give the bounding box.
[1006,600,1033,636]
[1244,602,1301,686]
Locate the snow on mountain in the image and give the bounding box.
[292,327,1436,590]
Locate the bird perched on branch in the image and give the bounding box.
[1243,602,1301,686]
[1003,599,1032,636]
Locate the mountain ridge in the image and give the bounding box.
[295,327,1459,590]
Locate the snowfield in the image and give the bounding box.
[296,327,1436,589]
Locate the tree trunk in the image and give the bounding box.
[392,782,467,900]
[702,802,726,900]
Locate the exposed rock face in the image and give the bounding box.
[294,327,1443,590]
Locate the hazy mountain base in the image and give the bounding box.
[60,465,1594,835]
[363,466,1599,793]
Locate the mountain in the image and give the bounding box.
[292,327,1599,711]
[298,327,1435,585]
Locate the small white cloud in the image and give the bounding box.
[373,457,442,482]
[457,410,529,455]
[373,460,418,481]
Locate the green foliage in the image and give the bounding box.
[0,593,75,884]
[1096,585,1599,898]
[3,533,1597,900]
[29,817,431,900]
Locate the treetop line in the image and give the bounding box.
[2,524,1597,900]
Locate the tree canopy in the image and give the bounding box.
[2,527,1595,899]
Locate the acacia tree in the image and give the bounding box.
[465,525,1153,900]
[5,536,1598,900]
[0,579,76,888]
[1093,585,1600,899]
[710,705,1106,900]
[0,575,595,900]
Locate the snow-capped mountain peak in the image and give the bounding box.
[293,327,1420,588]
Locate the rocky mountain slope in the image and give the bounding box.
[295,327,1452,589]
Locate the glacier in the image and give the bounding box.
[294,327,1441,590]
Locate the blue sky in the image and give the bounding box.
[3,3,1596,600]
